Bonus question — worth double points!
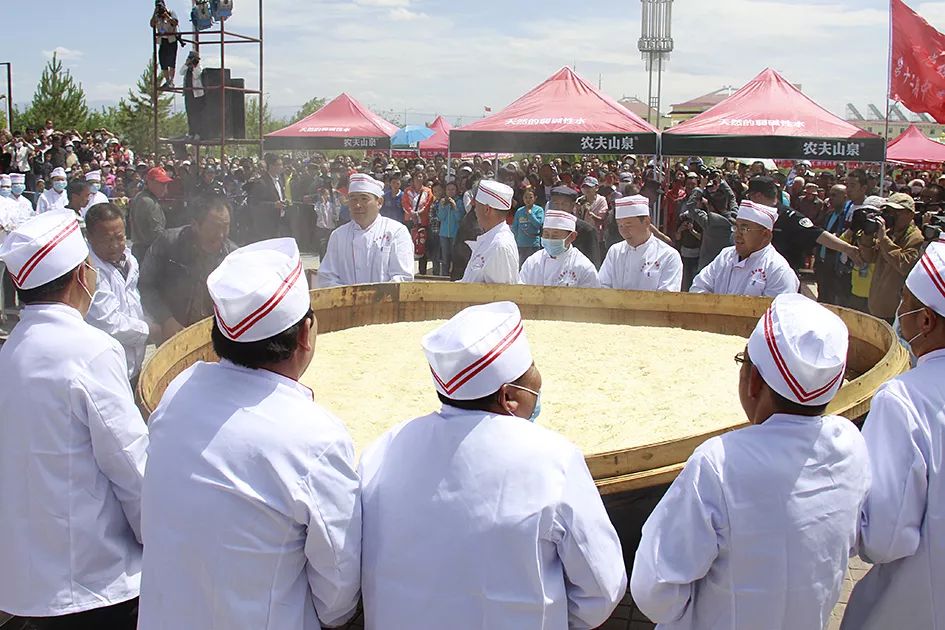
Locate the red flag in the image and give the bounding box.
[484,106,492,113]
[891,0,945,123]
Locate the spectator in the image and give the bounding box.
[814,184,852,306]
[151,1,181,88]
[64,179,91,217]
[678,174,737,272]
[381,172,404,222]
[247,153,286,242]
[796,182,826,226]
[434,181,462,276]
[675,214,702,291]
[511,188,544,266]
[129,167,172,262]
[402,168,433,274]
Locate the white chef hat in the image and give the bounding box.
[543,210,577,232]
[50,168,67,179]
[747,293,848,407]
[207,238,311,343]
[10,173,25,185]
[85,170,102,183]
[422,301,533,401]
[905,240,945,318]
[0,210,88,290]
[475,180,514,211]
[615,194,649,219]
[0,175,9,187]
[348,173,384,198]
[737,199,778,231]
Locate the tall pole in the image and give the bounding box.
[880,0,892,193]
[258,0,264,159]
[1,63,12,131]
[152,29,159,156]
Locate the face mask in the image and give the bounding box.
[894,303,925,367]
[52,180,67,193]
[90,183,101,194]
[79,263,97,306]
[0,188,10,198]
[11,184,24,196]
[541,237,568,258]
[505,383,542,422]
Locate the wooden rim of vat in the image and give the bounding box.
[138,283,909,494]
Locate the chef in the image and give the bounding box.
[8,173,35,220]
[548,185,602,267]
[81,170,110,218]
[139,238,362,630]
[460,179,520,284]
[632,293,870,629]
[599,194,683,292]
[519,209,600,288]
[359,302,627,629]
[689,199,799,297]
[841,242,945,630]
[0,210,148,628]
[316,172,414,287]
[36,166,69,214]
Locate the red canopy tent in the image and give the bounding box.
[886,124,945,168]
[417,115,452,156]
[264,93,398,150]
[451,67,658,155]
[662,68,885,162]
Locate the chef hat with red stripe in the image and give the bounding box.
[543,210,577,232]
[614,195,650,219]
[906,241,945,317]
[475,180,514,211]
[348,173,384,198]
[207,237,311,343]
[0,210,88,290]
[747,294,848,407]
[736,200,778,231]
[422,301,533,401]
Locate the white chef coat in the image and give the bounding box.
[86,247,149,379]
[631,414,869,630]
[36,187,68,214]
[359,405,627,630]
[80,189,110,218]
[519,245,601,288]
[460,221,520,284]
[689,244,799,297]
[841,348,945,630]
[0,303,148,617]
[138,359,361,630]
[10,193,34,222]
[599,236,683,292]
[316,216,414,287]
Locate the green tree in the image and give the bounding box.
[23,53,89,130]
[289,96,325,124]
[114,61,175,154]
[85,105,122,133]
[245,96,287,138]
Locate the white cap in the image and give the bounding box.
[747,294,848,407]
[906,240,945,318]
[348,173,384,198]
[10,173,25,185]
[0,210,89,290]
[582,176,599,188]
[475,180,514,211]
[422,301,533,401]
[736,199,778,231]
[543,210,577,232]
[85,170,101,182]
[0,175,9,187]
[50,167,67,179]
[615,194,649,219]
[207,238,311,343]
[862,195,886,210]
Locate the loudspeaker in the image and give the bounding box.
[199,68,246,140]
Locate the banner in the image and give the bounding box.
[890,0,945,123]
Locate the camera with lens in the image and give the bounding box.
[921,213,945,241]
[850,206,896,236]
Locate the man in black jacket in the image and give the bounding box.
[247,153,286,242]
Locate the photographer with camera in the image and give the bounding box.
[677,167,738,272]
[916,183,945,251]
[855,192,924,323]
[151,1,181,89]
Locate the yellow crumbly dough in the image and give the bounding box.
[302,320,748,456]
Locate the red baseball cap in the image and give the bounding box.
[147,167,173,183]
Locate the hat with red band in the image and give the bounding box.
[615,194,650,219]
[207,237,311,343]
[422,301,533,401]
[737,199,778,231]
[906,241,945,318]
[0,210,88,290]
[543,210,577,232]
[747,293,848,407]
[475,180,514,211]
[348,173,384,198]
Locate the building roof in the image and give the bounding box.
[669,87,735,113]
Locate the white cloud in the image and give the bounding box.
[42,46,83,61]
[388,7,428,21]
[86,81,133,101]
[918,2,945,29]
[355,0,412,6]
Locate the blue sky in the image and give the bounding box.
[6,0,945,126]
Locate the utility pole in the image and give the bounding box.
[638,0,673,128]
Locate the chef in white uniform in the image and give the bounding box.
[690,199,799,297]
[0,210,148,628]
[842,241,945,630]
[631,294,870,630]
[519,209,600,288]
[84,203,153,381]
[316,172,414,287]
[599,194,682,291]
[139,237,361,630]
[460,180,520,284]
[80,170,110,218]
[360,301,627,630]
[36,166,69,214]
[9,173,35,220]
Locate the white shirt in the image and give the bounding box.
[689,244,799,297]
[139,360,362,630]
[0,303,148,616]
[599,236,683,292]
[632,414,870,630]
[36,187,68,214]
[519,245,601,288]
[0,194,32,233]
[841,349,945,630]
[81,189,110,218]
[359,405,627,630]
[86,248,149,379]
[316,216,414,287]
[460,221,520,284]
[10,193,34,220]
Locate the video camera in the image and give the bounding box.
[917,211,945,241]
[850,205,896,237]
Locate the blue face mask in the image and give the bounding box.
[505,383,542,422]
[894,303,924,368]
[0,188,10,198]
[541,237,567,258]
[11,184,25,197]
[52,180,67,193]
[90,183,101,194]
